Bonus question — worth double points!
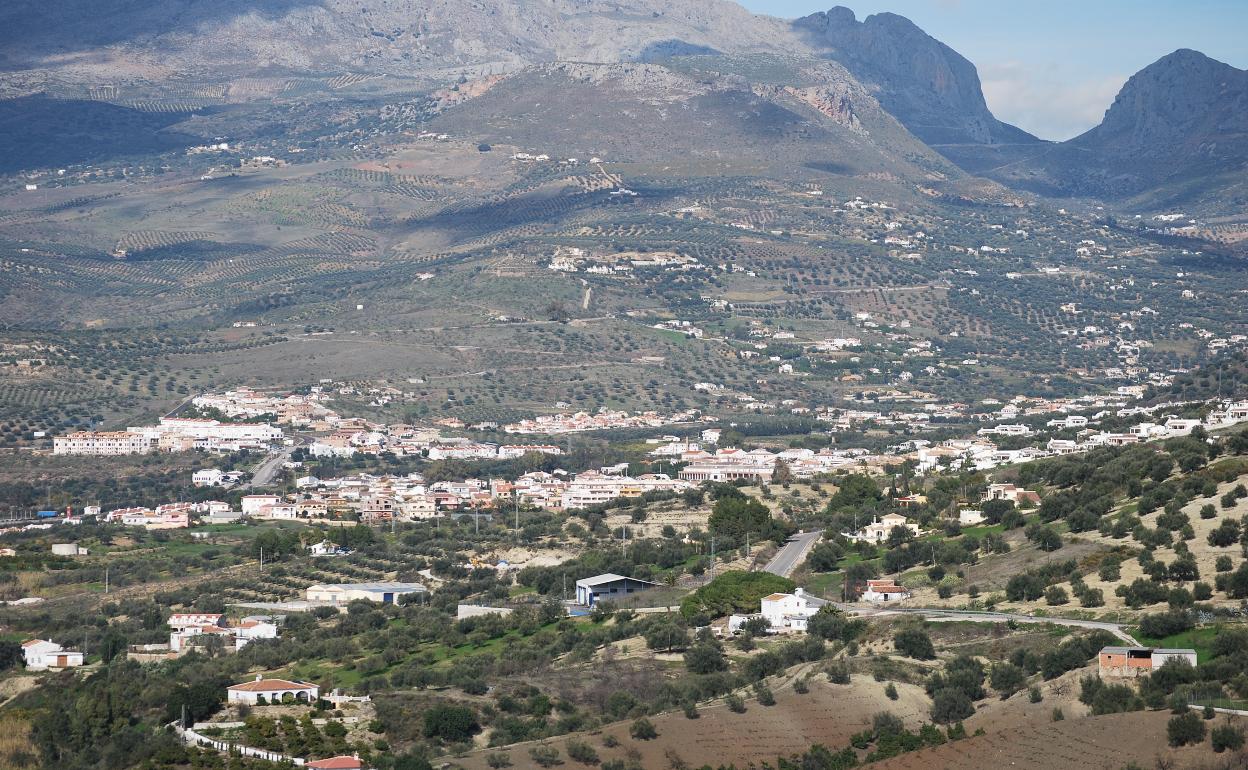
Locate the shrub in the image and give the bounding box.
[930,688,974,724]
[565,739,598,765]
[1029,686,1043,703]
[1167,712,1206,747]
[1044,586,1069,606]
[827,660,851,684]
[894,628,935,660]
[486,752,512,768]
[1051,707,1064,721]
[629,718,657,740]
[884,682,898,700]
[793,677,809,695]
[1211,723,1245,753]
[528,745,562,767]
[726,694,746,713]
[989,663,1026,698]
[423,704,478,743]
[755,684,776,706]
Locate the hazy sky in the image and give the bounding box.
[738,0,1248,140]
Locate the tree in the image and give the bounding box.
[1208,519,1241,548]
[707,496,772,542]
[1044,586,1069,606]
[1167,712,1206,747]
[894,628,935,660]
[931,687,974,724]
[806,542,844,572]
[771,460,794,486]
[423,704,479,743]
[645,620,690,653]
[990,663,1026,698]
[630,717,658,740]
[807,606,863,643]
[0,640,24,670]
[684,642,727,674]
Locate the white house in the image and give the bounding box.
[193,468,226,487]
[22,639,84,670]
[760,588,827,632]
[241,495,281,516]
[226,676,319,704]
[233,618,280,650]
[958,509,986,526]
[845,513,919,544]
[861,579,910,603]
[306,582,426,605]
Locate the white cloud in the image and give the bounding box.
[980,60,1127,141]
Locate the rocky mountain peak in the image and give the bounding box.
[793,5,1037,147]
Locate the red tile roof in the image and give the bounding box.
[307,757,363,769]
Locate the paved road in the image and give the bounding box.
[763,530,823,578]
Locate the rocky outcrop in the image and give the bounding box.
[793,6,1036,147]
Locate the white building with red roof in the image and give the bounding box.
[227,676,319,704]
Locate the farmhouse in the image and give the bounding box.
[227,675,319,704]
[22,639,84,670]
[861,579,911,603]
[305,582,427,605]
[1098,646,1197,678]
[574,573,659,607]
[759,588,827,632]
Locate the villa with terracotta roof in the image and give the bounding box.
[226,675,319,704]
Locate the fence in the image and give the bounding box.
[173,722,305,766]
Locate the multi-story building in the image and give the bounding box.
[53,431,154,456]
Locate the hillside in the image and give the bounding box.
[426,58,960,180]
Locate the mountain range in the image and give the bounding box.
[0,0,1244,211]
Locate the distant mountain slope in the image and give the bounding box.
[426,59,961,183]
[987,50,1248,205]
[0,0,797,80]
[792,6,1038,147]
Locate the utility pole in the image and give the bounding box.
[104,566,109,595]
[259,546,264,571]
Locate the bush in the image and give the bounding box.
[1051,707,1064,721]
[528,745,562,767]
[894,628,936,660]
[486,752,512,768]
[930,688,974,724]
[1029,686,1043,703]
[1138,610,1194,639]
[755,684,776,706]
[423,704,478,743]
[629,717,658,740]
[989,663,1026,698]
[726,694,746,713]
[884,682,898,700]
[827,660,851,684]
[565,739,598,765]
[1211,723,1246,753]
[1044,586,1069,606]
[1167,711,1206,747]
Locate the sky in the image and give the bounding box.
[738,0,1248,140]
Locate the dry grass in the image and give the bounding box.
[0,714,40,770]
